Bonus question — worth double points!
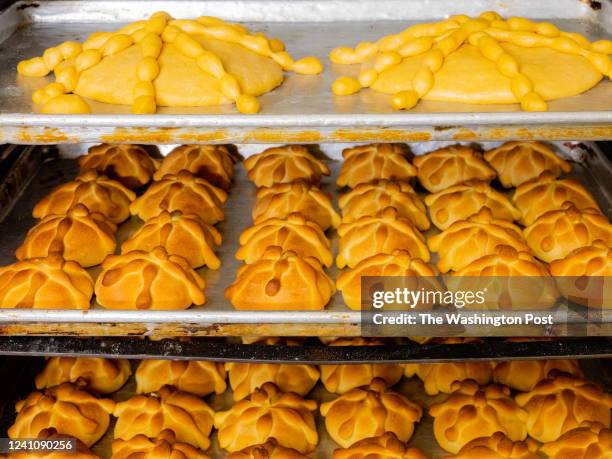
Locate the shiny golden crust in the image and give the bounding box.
[413,145,496,193]
[515,374,612,443]
[404,362,494,395]
[244,145,330,188]
[95,247,205,310]
[252,182,341,230]
[122,211,221,269]
[113,386,215,451]
[79,144,159,189]
[0,255,93,309]
[111,431,209,459]
[336,250,437,310]
[539,422,612,459]
[214,383,318,454]
[427,207,529,273]
[484,141,571,188]
[226,439,308,459]
[33,170,135,224]
[493,360,583,392]
[425,181,521,231]
[35,357,131,394]
[332,432,427,459]
[338,180,430,230]
[513,172,601,226]
[7,429,100,459]
[236,213,332,266]
[16,205,117,268]
[8,383,115,447]
[336,144,416,188]
[154,145,235,190]
[320,378,422,448]
[135,360,227,397]
[523,204,612,263]
[430,381,528,454]
[337,207,429,268]
[225,247,335,311]
[227,361,319,401]
[443,432,540,459]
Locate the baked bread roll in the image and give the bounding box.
[539,422,612,459]
[320,378,422,448]
[244,145,330,188]
[336,250,438,310]
[404,362,494,395]
[523,204,612,263]
[337,207,429,268]
[0,255,93,309]
[336,144,417,188]
[35,357,131,394]
[214,383,318,453]
[135,360,227,397]
[493,359,583,392]
[8,383,115,447]
[413,145,496,193]
[428,207,529,273]
[429,381,528,454]
[16,205,117,267]
[425,181,521,230]
[79,144,159,189]
[113,386,214,451]
[226,361,319,401]
[121,211,221,269]
[236,213,332,266]
[338,180,429,230]
[111,431,209,459]
[95,247,205,310]
[515,374,612,443]
[443,432,540,459]
[154,144,235,190]
[484,141,571,188]
[33,170,135,224]
[252,182,341,230]
[513,172,601,226]
[332,432,427,459]
[7,429,100,459]
[227,439,308,459]
[130,171,227,225]
[320,338,404,394]
[225,247,335,310]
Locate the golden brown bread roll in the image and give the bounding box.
[130,171,227,225]
[336,143,417,188]
[320,378,422,448]
[225,247,335,310]
[35,357,131,394]
[404,362,494,395]
[484,141,571,188]
[413,145,496,193]
[95,247,205,310]
[16,205,117,267]
[7,429,100,459]
[214,383,318,453]
[236,213,332,266]
[244,145,330,188]
[513,172,601,226]
[493,360,583,392]
[515,374,612,443]
[523,204,612,263]
[226,439,308,459]
[252,182,341,230]
[0,255,93,309]
[121,211,221,269]
[332,432,427,459]
[113,386,215,450]
[135,360,227,397]
[336,250,437,310]
[337,207,429,268]
[338,180,430,230]
[33,170,135,224]
[443,432,540,459]
[427,208,529,273]
[539,422,612,459]
[429,381,528,454]
[111,431,209,459]
[154,144,235,190]
[8,382,115,447]
[79,144,159,189]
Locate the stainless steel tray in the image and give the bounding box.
[0,0,611,145]
[0,141,610,338]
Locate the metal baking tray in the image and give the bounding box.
[0,141,610,339]
[0,0,611,145]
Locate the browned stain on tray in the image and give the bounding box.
[243,128,322,143]
[101,127,176,143]
[331,129,432,142]
[17,127,71,143]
